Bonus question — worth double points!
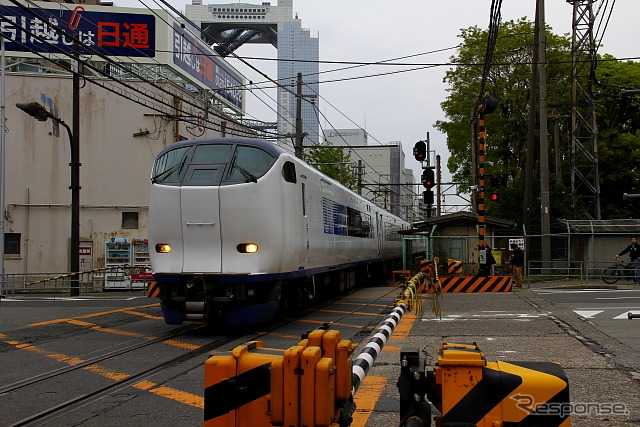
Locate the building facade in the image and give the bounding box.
[0,1,253,280]
[185,0,320,147]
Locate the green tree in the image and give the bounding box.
[436,19,640,223]
[305,143,357,189]
[593,56,640,218]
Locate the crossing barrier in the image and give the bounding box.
[431,274,512,293]
[420,258,513,293]
[204,327,354,427]
[203,272,567,426]
[398,342,571,427]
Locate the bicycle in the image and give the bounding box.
[601,258,637,284]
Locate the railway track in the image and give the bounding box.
[1,285,402,426]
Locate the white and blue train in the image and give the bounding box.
[148,137,411,325]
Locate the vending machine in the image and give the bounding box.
[131,238,152,288]
[104,238,132,289]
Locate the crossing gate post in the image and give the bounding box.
[398,342,572,427]
[204,329,353,427]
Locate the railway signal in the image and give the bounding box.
[413,140,426,162]
[421,168,435,188]
[423,189,434,205]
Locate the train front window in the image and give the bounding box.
[152,146,192,183]
[191,144,232,164]
[226,146,275,183]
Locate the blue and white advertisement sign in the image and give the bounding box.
[172,23,244,110]
[0,5,155,57]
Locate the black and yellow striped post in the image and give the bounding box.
[204,329,353,427]
[432,342,570,426]
[476,94,498,272]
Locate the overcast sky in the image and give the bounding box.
[123,0,639,186]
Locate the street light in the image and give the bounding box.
[16,101,80,296]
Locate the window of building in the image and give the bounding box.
[5,233,20,255]
[122,212,139,229]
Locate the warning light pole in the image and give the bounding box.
[476,94,498,269]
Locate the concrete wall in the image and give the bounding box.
[4,72,243,274]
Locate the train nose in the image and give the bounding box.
[180,187,222,273]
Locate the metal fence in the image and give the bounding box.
[2,232,639,296]
[427,233,640,285]
[0,271,151,296]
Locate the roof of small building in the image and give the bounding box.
[556,219,640,234]
[402,211,517,235]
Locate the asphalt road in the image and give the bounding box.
[534,287,640,349]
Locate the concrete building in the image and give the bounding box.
[323,128,368,147]
[185,0,320,147]
[0,1,253,283]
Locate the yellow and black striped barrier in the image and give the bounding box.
[399,342,571,426]
[426,275,512,293]
[204,328,354,427]
[447,258,463,275]
[146,281,161,298]
[433,342,570,426]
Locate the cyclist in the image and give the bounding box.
[616,236,640,284]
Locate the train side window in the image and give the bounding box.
[282,161,297,183]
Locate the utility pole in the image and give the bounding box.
[70,39,81,297]
[538,0,552,273]
[436,154,442,216]
[295,73,304,159]
[524,0,540,228]
[356,160,363,195]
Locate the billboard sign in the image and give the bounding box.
[172,23,244,110]
[0,5,155,57]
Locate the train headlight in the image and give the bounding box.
[237,243,258,253]
[155,243,172,253]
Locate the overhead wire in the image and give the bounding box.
[0,0,285,139]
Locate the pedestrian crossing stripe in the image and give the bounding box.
[573,310,603,318]
[573,309,640,319]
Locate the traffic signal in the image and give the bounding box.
[489,192,499,201]
[423,189,434,205]
[421,168,435,188]
[413,141,426,162]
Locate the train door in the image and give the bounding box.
[300,180,310,267]
[376,213,383,258]
[180,166,223,272]
[281,160,308,269]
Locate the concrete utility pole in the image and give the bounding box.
[524,0,540,228]
[538,0,552,272]
[70,40,81,297]
[295,73,304,159]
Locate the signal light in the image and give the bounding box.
[421,168,435,189]
[423,189,434,205]
[413,141,426,162]
[489,192,499,201]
